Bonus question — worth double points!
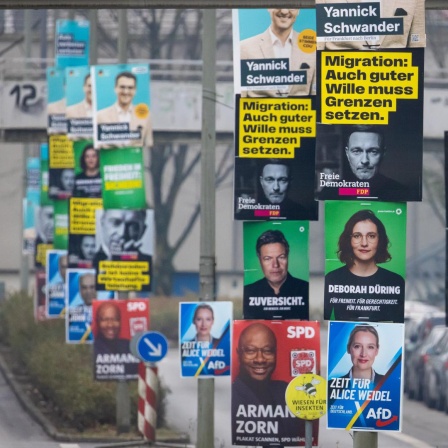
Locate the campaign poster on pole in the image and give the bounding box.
[179,302,232,378]
[68,197,103,268]
[243,221,309,320]
[34,205,54,268]
[94,209,153,292]
[232,9,317,97]
[46,249,68,318]
[47,67,67,135]
[53,199,69,250]
[91,64,153,149]
[23,157,40,254]
[324,201,406,323]
[100,146,146,209]
[55,19,90,68]
[34,269,47,322]
[232,320,320,446]
[40,143,51,207]
[92,299,148,381]
[66,66,93,140]
[48,135,75,200]
[72,140,102,198]
[65,269,114,344]
[327,321,404,431]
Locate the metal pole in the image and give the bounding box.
[88,9,97,65]
[197,8,216,448]
[304,421,313,448]
[353,431,377,448]
[118,10,127,64]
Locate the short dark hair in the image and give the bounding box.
[79,144,97,171]
[258,158,291,178]
[346,324,379,353]
[337,209,391,267]
[256,229,290,257]
[345,125,385,150]
[115,71,137,86]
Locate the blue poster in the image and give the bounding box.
[91,64,152,149]
[23,157,40,254]
[66,269,114,344]
[66,66,93,139]
[179,302,232,378]
[327,321,404,431]
[55,19,90,68]
[46,67,67,134]
[46,249,68,318]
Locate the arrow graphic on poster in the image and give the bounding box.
[144,338,162,357]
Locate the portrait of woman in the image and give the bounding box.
[190,304,218,345]
[324,209,405,322]
[73,144,102,198]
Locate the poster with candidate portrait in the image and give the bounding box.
[23,157,40,254]
[91,64,152,149]
[72,140,102,198]
[94,209,153,292]
[179,302,232,378]
[65,269,115,344]
[66,66,93,140]
[46,249,68,318]
[232,320,320,446]
[232,9,317,97]
[92,299,148,381]
[34,269,47,322]
[327,321,404,431]
[243,221,309,320]
[324,201,406,323]
[46,67,67,135]
[48,135,75,200]
[55,19,90,68]
[100,146,146,209]
[34,205,54,268]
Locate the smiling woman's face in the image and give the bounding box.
[349,330,379,375]
[350,220,379,264]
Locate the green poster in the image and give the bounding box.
[54,199,69,250]
[100,147,146,209]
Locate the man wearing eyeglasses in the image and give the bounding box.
[240,9,316,97]
[232,322,305,446]
[244,229,308,319]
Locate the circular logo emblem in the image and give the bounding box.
[297,29,316,54]
[135,103,149,119]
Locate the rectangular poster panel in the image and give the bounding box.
[68,197,103,268]
[91,64,153,149]
[94,209,153,292]
[232,9,317,97]
[48,135,75,200]
[179,302,232,378]
[100,146,146,209]
[34,205,54,268]
[65,269,114,344]
[232,320,320,446]
[23,157,40,254]
[92,299,148,381]
[34,269,46,322]
[73,140,102,198]
[324,201,406,322]
[40,143,52,206]
[54,199,69,250]
[234,96,318,221]
[47,67,67,135]
[243,221,309,320]
[327,321,404,431]
[55,19,90,68]
[66,66,93,140]
[316,0,426,50]
[46,249,68,318]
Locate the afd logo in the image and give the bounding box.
[367,408,398,427]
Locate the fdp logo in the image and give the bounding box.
[291,350,316,376]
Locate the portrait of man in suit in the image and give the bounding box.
[239,9,316,97]
[317,0,425,50]
[96,71,153,148]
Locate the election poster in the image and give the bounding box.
[324,201,406,323]
[316,0,426,50]
[34,269,47,322]
[55,19,90,68]
[23,157,40,254]
[53,199,69,250]
[232,320,320,446]
[234,96,318,221]
[66,66,93,140]
[100,147,146,209]
[92,299,148,381]
[65,269,114,344]
[91,64,153,149]
[46,249,68,318]
[232,9,316,97]
[72,140,102,198]
[68,197,103,268]
[47,67,67,135]
[179,302,232,378]
[243,221,309,320]
[327,321,404,431]
[40,143,51,207]
[48,135,75,200]
[34,205,54,268]
[94,209,154,292]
